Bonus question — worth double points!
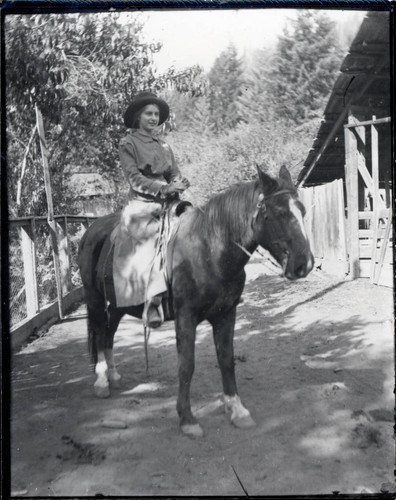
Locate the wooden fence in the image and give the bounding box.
[300,178,392,287]
[299,179,348,276]
[9,215,96,350]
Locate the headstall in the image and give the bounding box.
[255,189,296,216]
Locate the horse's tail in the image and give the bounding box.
[87,308,98,366]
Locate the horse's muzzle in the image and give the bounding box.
[284,251,314,280]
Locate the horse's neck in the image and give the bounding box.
[203,185,258,276]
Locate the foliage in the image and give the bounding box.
[167,114,314,207]
[167,12,344,202]
[266,11,344,124]
[237,48,275,125]
[5,12,205,217]
[6,10,347,216]
[207,44,244,133]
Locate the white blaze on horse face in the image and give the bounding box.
[289,199,308,242]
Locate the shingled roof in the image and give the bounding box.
[67,173,115,197]
[298,11,391,186]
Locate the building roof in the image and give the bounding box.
[67,173,115,197]
[298,11,391,186]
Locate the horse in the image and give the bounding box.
[78,165,314,438]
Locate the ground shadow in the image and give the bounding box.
[9,271,394,496]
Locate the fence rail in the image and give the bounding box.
[9,215,96,334]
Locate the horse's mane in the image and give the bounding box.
[191,180,261,242]
[190,175,296,243]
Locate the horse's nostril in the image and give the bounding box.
[295,264,306,277]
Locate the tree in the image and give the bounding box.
[267,11,344,125]
[207,44,244,132]
[237,48,275,125]
[5,12,205,216]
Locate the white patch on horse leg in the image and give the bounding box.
[105,348,121,388]
[180,423,204,438]
[223,394,256,428]
[94,353,110,398]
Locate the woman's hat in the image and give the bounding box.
[124,91,169,128]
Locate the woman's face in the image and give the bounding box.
[138,104,160,134]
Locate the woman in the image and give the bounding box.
[113,91,190,328]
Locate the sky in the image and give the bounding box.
[137,8,367,73]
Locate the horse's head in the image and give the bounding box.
[252,165,314,280]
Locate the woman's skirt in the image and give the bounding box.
[112,199,168,308]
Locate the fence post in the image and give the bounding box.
[58,216,72,293]
[35,105,64,319]
[20,219,39,317]
[344,114,360,279]
[337,179,348,269]
[370,119,379,281]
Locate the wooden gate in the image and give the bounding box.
[344,114,392,287]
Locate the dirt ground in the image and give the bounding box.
[10,261,395,496]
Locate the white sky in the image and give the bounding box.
[137,9,367,73]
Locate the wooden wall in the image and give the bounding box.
[299,179,348,276]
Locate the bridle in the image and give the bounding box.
[233,188,298,259]
[254,188,297,220]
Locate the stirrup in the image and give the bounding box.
[143,299,164,329]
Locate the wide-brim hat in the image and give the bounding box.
[124,91,169,128]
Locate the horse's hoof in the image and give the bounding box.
[94,385,110,398]
[180,423,204,438]
[108,375,121,389]
[232,414,256,429]
[109,378,121,389]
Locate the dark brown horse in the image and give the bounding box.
[78,166,314,437]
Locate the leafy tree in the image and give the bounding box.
[5,12,205,217]
[267,11,344,125]
[237,48,275,125]
[207,44,244,132]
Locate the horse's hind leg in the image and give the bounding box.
[89,303,123,397]
[104,306,123,388]
[211,308,255,429]
[88,304,111,398]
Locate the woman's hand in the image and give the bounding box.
[160,177,190,199]
[172,177,190,191]
[180,177,191,189]
[159,184,182,198]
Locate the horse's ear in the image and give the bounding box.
[256,164,278,194]
[279,165,295,189]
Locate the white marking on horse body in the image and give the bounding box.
[289,199,308,242]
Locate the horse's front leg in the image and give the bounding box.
[211,307,256,429]
[175,313,203,438]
